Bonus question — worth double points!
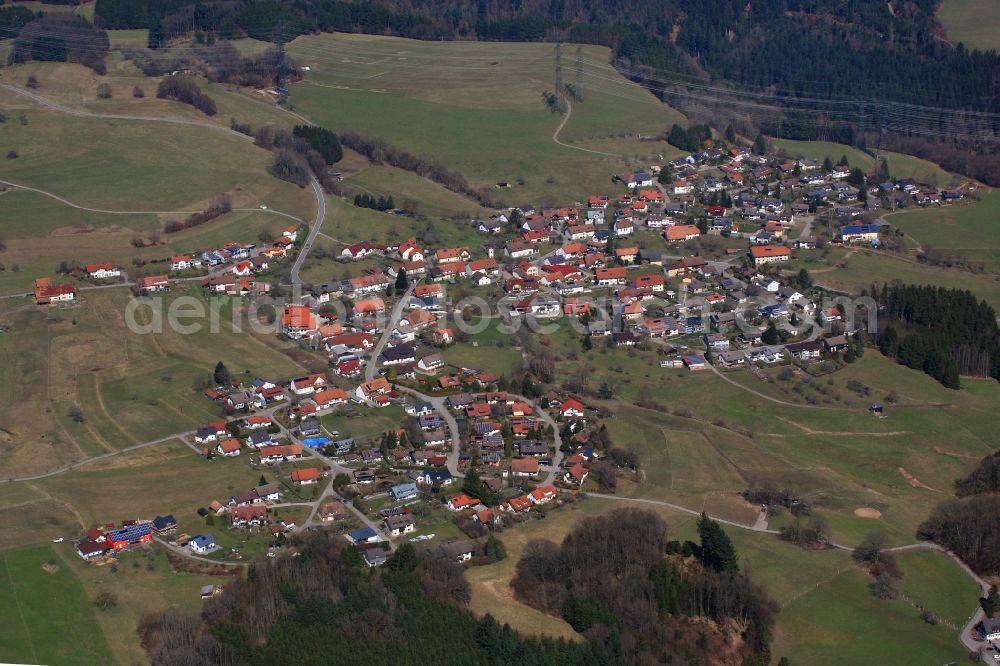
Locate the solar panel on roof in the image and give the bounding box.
[107,523,152,542]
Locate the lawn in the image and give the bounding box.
[442,318,523,377]
[887,189,1000,269]
[774,566,966,664]
[813,248,1000,311]
[0,544,114,666]
[321,404,406,444]
[287,33,686,205]
[937,0,1000,51]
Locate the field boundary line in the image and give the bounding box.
[3,555,39,665]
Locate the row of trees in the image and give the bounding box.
[353,193,394,211]
[339,131,498,207]
[156,75,216,116]
[163,194,231,234]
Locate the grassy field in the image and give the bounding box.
[556,343,1000,546]
[886,189,1000,268]
[344,165,492,219]
[774,565,967,664]
[773,138,957,186]
[813,248,1000,311]
[0,286,309,477]
[3,56,297,130]
[938,0,1000,51]
[464,496,976,665]
[320,404,406,444]
[287,33,686,205]
[0,544,114,665]
[0,88,307,213]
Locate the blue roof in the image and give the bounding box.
[191,534,215,548]
[843,224,878,234]
[427,470,454,482]
[107,523,152,542]
[349,527,378,541]
[152,515,176,530]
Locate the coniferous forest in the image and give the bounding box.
[875,284,1000,388]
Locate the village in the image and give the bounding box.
[36,141,978,574]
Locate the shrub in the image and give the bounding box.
[96,83,112,99]
[132,85,144,98]
[6,150,18,159]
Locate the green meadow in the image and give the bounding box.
[0,545,114,666]
[287,33,686,205]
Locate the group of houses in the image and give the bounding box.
[75,515,177,561]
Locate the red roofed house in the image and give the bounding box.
[436,247,470,264]
[86,262,120,280]
[291,468,321,485]
[565,463,589,486]
[633,274,665,292]
[506,495,533,512]
[216,438,241,457]
[639,188,665,203]
[289,373,328,395]
[335,359,362,377]
[665,225,701,242]
[170,255,192,271]
[231,504,268,527]
[447,494,482,511]
[509,458,540,478]
[33,277,76,305]
[529,485,558,504]
[281,306,320,339]
[594,267,627,287]
[559,398,585,418]
[750,245,791,265]
[260,444,304,464]
[355,377,392,406]
[313,387,348,410]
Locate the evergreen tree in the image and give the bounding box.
[752,133,767,155]
[395,267,408,292]
[822,156,833,173]
[697,513,740,574]
[724,125,737,143]
[213,361,230,387]
[797,268,812,289]
[762,321,779,345]
[485,534,507,562]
